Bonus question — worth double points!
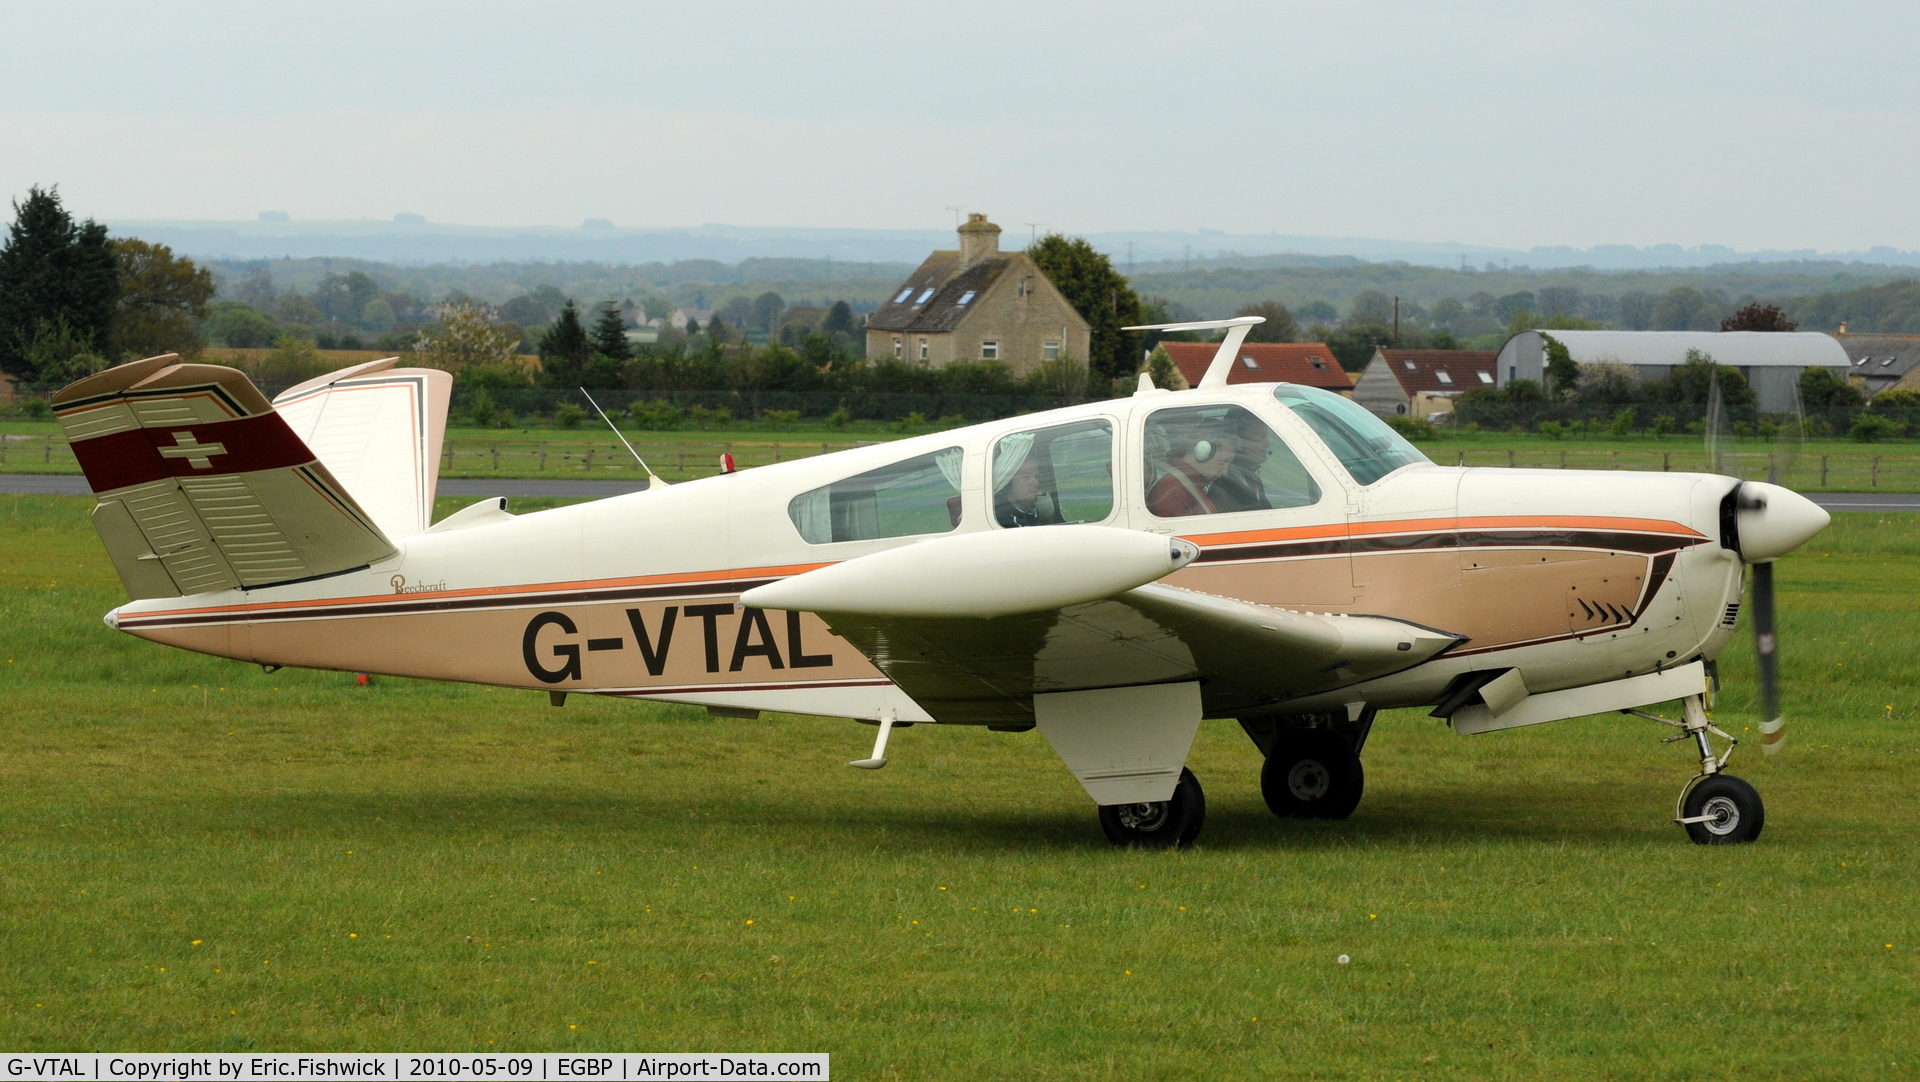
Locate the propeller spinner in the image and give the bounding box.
[1724,481,1831,755]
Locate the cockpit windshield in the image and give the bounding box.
[1272,384,1428,485]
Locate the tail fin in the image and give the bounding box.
[272,359,453,539]
[52,355,397,600]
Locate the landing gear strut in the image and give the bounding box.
[1098,768,1206,848]
[1628,693,1765,844]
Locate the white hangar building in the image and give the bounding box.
[1495,330,1851,413]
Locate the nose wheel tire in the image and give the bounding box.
[1262,733,1364,820]
[1099,767,1206,848]
[1680,774,1765,845]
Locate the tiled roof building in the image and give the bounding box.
[1353,349,1498,418]
[865,215,1090,371]
[1156,341,1355,395]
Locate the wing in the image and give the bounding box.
[741,526,1463,726]
[52,355,397,599]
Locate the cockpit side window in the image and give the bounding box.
[1142,404,1321,518]
[991,419,1114,528]
[1272,384,1429,486]
[788,447,964,544]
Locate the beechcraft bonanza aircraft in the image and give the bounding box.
[53,316,1831,847]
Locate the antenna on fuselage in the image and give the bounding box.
[1120,315,1265,389]
[579,388,667,490]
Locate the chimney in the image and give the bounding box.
[957,213,1001,269]
[1838,320,1849,335]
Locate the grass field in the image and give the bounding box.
[1,495,1918,1077]
[8,417,1920,490]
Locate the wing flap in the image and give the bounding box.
[817,580,1463,724]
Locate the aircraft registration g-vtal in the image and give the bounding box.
[53,316,1830,848]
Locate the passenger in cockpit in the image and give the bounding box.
[1210,416,1274,513]
[1146,427,1236,517]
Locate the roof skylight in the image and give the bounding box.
[894,288,914,303]
[1241,356,1259,369]
[1435,370,1453,384]
[957,291,975,305]
[915,289,934,305]
[1477,371,1494,384]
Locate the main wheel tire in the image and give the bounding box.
[1681,774,1765,845]
[1099,767,1206,848]
[1262,733,1364,820]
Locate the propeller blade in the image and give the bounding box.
[1751,560,1784,755]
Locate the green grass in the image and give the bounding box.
[2,496,1918,1076]
[11,416,1920,489]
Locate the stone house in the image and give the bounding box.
[1353,349,1498,418]
[1156,342,1356,396]
[865,215,1090,371]
[1835,334,1920,398]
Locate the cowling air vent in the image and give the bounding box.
[1721,602,1741,629]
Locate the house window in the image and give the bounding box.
[892,337,903,359]
[1509,366,1516,381]
[918,337,930,361]
[1435,370,1453,384]
[982,340,999,360]
[957,291,975,306]
[1477,371,1494,384]
[1043,340,1061,361]
[1309,356,1327,370]
[1018,278,1030,298]
[894,288,914,303]
[915,289,934,305]
[1240,356,1259,370]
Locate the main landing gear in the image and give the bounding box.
[1241,712,1372,821]
[1628,693,1765,844]
[1098,768,1206,848]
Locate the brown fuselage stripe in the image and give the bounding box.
[114,516,1711,631]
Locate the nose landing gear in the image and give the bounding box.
[1627,693,1765,844]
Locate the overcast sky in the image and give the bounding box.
[4,1,1916,251]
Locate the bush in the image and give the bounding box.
[1870,388,1920,411]
[554,403,587,429]
[759,409,800,426]
[1652,415,1675,438]
[826,406,851,430]
[891,411,928,433]
[1609,408,1635,438]
[1537,420,1566,440]
[630,400,684,430]
[1385,415,1439,441]
[466,389,502,428]
[1849,414,1904,443]
[19,398,51,419]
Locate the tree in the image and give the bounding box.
[233,266,276,310]
[1536,286,1581,317]
[204,300,280,348]
[1651,286,1724,331]
[1722,303,1797,332]
[1235,300,1297,343]
[751,292,785,333]
[0,186,120,380]
[1541,333,1581,398]
[822,300,855,336]
[1618,291,1657,330]
[1648,348,1753,408]
[538,300,592,371]
[417,302,520,374]
[110,238,215,359]
[498,295,552,327]
[1027,233,1142,382]
[315,272,379,325]
[1348,290,1394,323]
[1574,361,1642,403]
[1800,366,1862,410]
[1493,291,1536,325]
[1429,297,1466,329]
[590,301,632,361]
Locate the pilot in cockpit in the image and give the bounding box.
[994,455,1059,527]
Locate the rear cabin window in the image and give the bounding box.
[1142,404,1321,519]
[1272,384,1428,485]
[789,448,964,544]
[990,419,1115,528]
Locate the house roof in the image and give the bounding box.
[865,252,1015,334]
[1160,341,1355,392]
[1503,330,1850,368]
[1371,349,1498,396]
[1837,334,1920,391]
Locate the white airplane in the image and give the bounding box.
[51,317,1830,847]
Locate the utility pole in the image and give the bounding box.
[1393,296,1400,346]
[1024,222,1048,247]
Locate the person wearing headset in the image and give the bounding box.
[994,455,1058,527]
[1209,415,1275,513]
[1146,425,1237,518]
